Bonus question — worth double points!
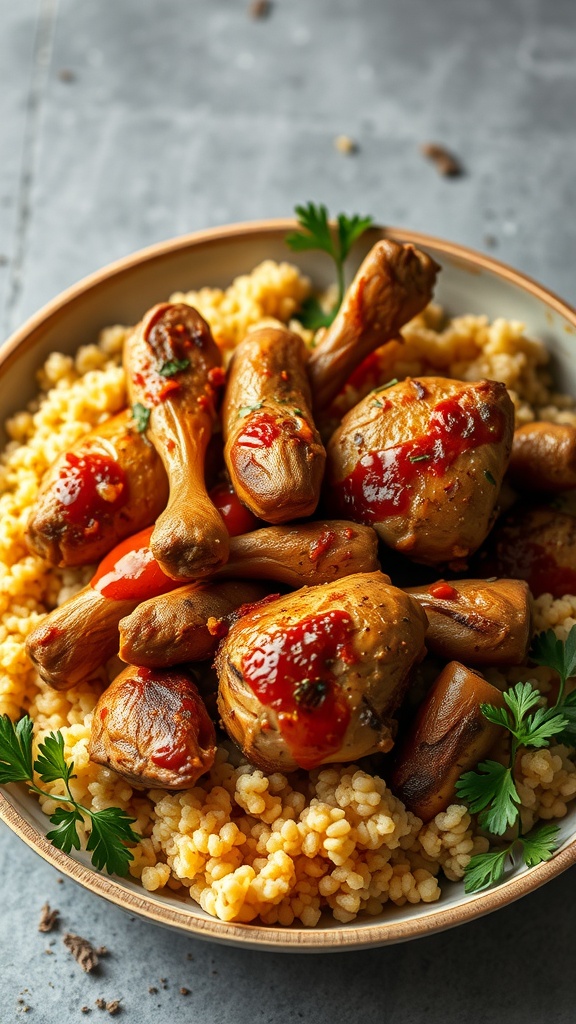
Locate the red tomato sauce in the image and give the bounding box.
[241,610,355,769]
[209,482,260,536]
[90,527,179,602]
[334,394,505,522]
[235,412,282,449]
[53,452,127,531]
[428,581,460,600]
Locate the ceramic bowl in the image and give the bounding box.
[1,220,576,951]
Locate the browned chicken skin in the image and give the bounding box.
[216,571,428,773]
[508,422,576,492]
[391,661,505,821]
[26,409,169,567]
[326,377,515,566]
[119,580,271,667]
[309,240,440,411]
[27,519,377,689]
[405,578,532,666]
[474,505,576,598]
[223,327,326,523]
[124,303,229,580]
[26,586,138,690]
[89,665,216,789]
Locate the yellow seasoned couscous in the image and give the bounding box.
[2,259,576,927]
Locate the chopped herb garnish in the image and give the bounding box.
[293,408,305,417]
[456,626,576,893]
[132,402,151,433]
[286,203,373,328]
[370,379,399,395]
[484,470,497,486]
[238,402,264,418]
[0,715,140,875]
[293,679,328,709]
[409,454,431,463]
[159,357,190,377]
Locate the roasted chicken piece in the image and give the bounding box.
[222,327,326,523]
[89,665,216,789]
[391,661,505,821]
[124,302,229,580]
[26,526,180,689]
[508,422,576,493]
[119,580,271,667]
[309,240,440,411]
[213,520,380,587]
[326,377,515,566]
[216,571,428,773]
[405,578,532,666]
[474,505,576,598]
[26,409,169,568]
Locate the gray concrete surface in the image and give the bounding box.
[1,0,576,1019]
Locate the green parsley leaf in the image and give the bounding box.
[46,806,83,855]
[132,402,151,433]
[336,212,375,263]
[456,760,519,834]
[86,807,140,876]
[0,714,34,784]
[484,470,497,485]
[502,681,542,729]
[296,296,335,330]
[34,731,75,786]
[463,847,510,894]
[519,823,559,867]
[238,402,264,419]
[531,625,576,687]
[514,705,570,749]
[286,202,373,328]
[159,357,190,377]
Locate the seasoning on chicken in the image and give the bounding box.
[222,327,326,522]
[474,505,576,598]
[124,302,229,580]
[119,580,271,667]
[216,571,428,773]
[89,665,216,789]
[405,578,532,666]
[214,520,380,587]
[391,661,505,821]
[309,240,440,411]
[326,377,515,567]
[508,422,576,493]
[26,409,169,568]
[25,526,180,689]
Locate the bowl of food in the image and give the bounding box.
[2,209,576,952]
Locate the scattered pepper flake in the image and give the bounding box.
[249,0,271,17]
[95,999,107,1010]
[420,142,464,177]
[334,134,358,155]
[106,1001,121,1016]
[63,933,101,973]
[38,902,60,932]
[180,988,190,996]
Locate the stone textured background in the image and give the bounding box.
[1,0,575,1019]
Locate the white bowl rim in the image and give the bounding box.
[1,218,576,952]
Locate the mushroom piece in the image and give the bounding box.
[216,571,428,773]
[474,505,576,599]
[222,327,326,522]
[404,578,532,666]
[391,661,505,822]
[326,377,515,566]
[309,240,440,411]
[508,422,576,493]
[119,580,271,667]
[89,665,216,789]
[124,302,229,580]
[26,409,169,567]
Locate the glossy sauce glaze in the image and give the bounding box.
[241,610,355,769]
[209,481,260,536]
[335,394,505,522]
[91,526,179,602]
[53,452,128,532]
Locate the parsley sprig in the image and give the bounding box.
[0,715,140,876]
[285,203,373,329]
[456,626,576,893]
